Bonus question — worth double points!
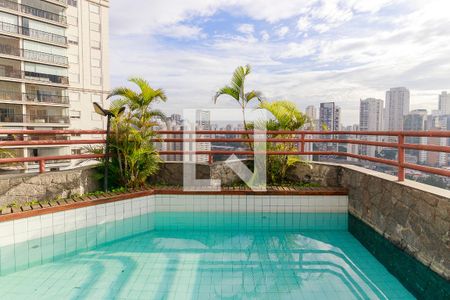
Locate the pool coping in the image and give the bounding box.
[0,186,348,222]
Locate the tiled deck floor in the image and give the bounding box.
[0,230,413,300]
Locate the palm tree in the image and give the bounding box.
[259,101,306,132]
[108,77,167,128]
[104,77,167,188]
[258,100,307,183]
[214,64,262,149]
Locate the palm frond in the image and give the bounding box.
[214,86,240,103]
[107,87,137,100]
[245,90,262,103]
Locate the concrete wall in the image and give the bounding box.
[0,166,100,206]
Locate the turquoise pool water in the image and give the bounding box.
[0,212,414,299]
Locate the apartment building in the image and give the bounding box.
[384,87,410,131]
[359,98,383,157]
[404,109,427,164]
[0,0,109,172]
[194,109,211,163]
[438,91,450,115]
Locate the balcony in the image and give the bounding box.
[0,113,69,124]
[23,49,68,65]
[0,90,22,102]
[24,71,69,84]
[0,66,69,85]
[42,0,67,7]
[0,21,67,46]
[0,66,21,79]
[28,114,69,124]
[0,90,69,105]
[0,0,67,25]
[24,92,69,104]
[0,43,68,65]
[0,113,23,122]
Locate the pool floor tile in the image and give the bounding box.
[0,229,414,300]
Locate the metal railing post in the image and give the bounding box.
[398,134,405,181]
[39,160,45,173]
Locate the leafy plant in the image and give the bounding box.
[257,100,308,183]
[214,64,262,150]
[0,148,20,168]
[100,77,166,189]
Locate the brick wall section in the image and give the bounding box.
[336,164,450,281]
[0,166,100,206]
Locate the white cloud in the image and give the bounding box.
[110,0,450,125]
[278,40,318,59]
[237,24,254,34]
[260,30,270,42]
[158,24,205,39]
[297,17,311,32]
[275,26,290,38]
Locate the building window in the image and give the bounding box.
[68,0,78,7]
[89,4,100,14]
[91,40,101,49]
[72,148,81,155]
[90,22,100,32]
[70,110,81,118]
[68,40,78,46]
[91,58,101,67]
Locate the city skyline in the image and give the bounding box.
[158,88,448,130]
[109,0,450,126]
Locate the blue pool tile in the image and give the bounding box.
[0,210,415,299]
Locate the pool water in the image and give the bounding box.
[0,212,414,300]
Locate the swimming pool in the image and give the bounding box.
[0,195,414,299]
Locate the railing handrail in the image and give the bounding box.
[0,20,67,45]
[158,130,450,137]
[23,92,69,103]
[0,0,67,24]
[0,129,449,180]
[0,43,69,65]
[0,114,70,123]
[0,129,448,137]
[0,90,69,103]
[0,68,69,84]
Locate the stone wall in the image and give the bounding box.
[0,166,100,206]
[338,165,450,280]
[150,162,211,186]
[155,160,340,187]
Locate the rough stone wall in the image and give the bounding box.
[338,165,450,280]
[158,161,340,187]
[286,162,340,187]
[150,162,210,186]
[0,166,100,206]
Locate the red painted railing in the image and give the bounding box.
[0,129,449,181]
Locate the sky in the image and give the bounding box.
[109,0,450,126]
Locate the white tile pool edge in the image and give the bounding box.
[0,195,348,248]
